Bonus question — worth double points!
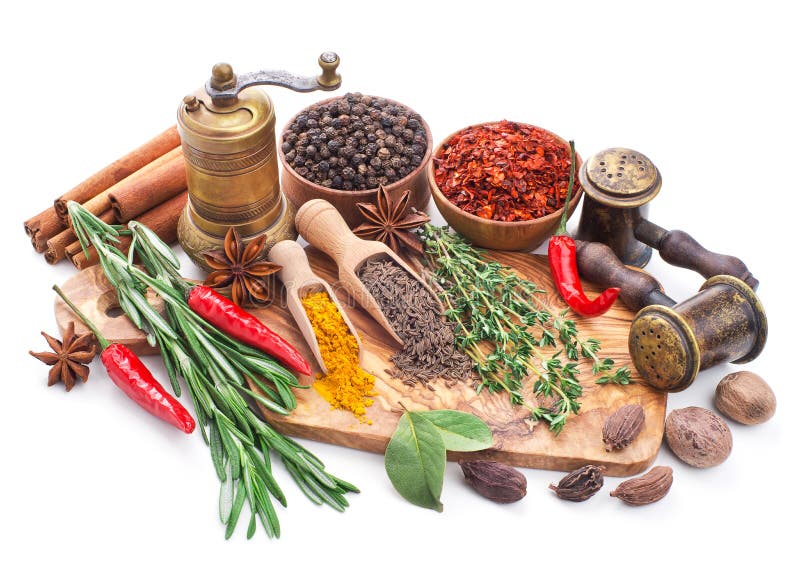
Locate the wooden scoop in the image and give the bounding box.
[295,199,440,346]
[268,239,362,374]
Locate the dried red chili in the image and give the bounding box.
[433,121,576,222]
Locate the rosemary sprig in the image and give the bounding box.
[420,224,628,434]
[67,202,357,539]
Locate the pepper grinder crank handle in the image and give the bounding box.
[575,147,758,290]
[574,240,676,311]
[206,52,341,101]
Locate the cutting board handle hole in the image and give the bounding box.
[105,305,125,318]
[97,291,123,319]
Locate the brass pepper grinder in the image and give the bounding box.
[177,52,341,268]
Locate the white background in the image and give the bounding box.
[2,1,797,559]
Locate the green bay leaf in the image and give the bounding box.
[384,412,445,512]
[417,410,493,452]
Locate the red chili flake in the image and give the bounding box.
[433,121,579,222]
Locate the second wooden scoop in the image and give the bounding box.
[295,198,440,346]
[269,239,363,374]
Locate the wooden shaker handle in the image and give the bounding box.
[575,240,677,311]
[268,240,319,292]
[295,199,357,264]
[635,220,759,290]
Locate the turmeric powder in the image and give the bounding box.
[301,291,376,423]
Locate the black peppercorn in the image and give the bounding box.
[282,93,427,190]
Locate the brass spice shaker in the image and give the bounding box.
[629,275,767,392]
[177,53,341,268]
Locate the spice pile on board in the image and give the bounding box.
[24,55,775,538]
[358,257,473,388]
[301,290,376,422]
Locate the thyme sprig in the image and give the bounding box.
[67,202,357,539]
[420,225,629,434]
[596,366,633,385]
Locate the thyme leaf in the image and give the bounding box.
[420,225,627,434]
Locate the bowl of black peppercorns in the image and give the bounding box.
[279,93,433,227]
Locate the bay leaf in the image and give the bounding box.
[384,412,446,512]
[418,410,493,452]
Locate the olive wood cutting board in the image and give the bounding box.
[55,248,667,476]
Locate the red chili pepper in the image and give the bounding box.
[187,285,312,377]
[548,142,620,318]
[101,344,196,433]
[54,285,196,434]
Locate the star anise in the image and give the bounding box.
[353,186,430,254]
[29,322,96,392]
[202,227,282,308]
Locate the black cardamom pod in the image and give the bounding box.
[548,465,605,502]
[459,460,527,503]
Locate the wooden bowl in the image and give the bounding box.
[427,122,583,251]
[279,96,433,228]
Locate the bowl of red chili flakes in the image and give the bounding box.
[427,120,582,251]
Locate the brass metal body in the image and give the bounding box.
[176,54,341,269]
[576,148,661,267]
[179,86,282,239]
[629,275,767,392]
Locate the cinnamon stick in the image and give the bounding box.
[26,207,64,253]
[45,209,114,265]
[70,147,182,225]
[109,147,186,222]
[54,126,180,221]
[70,191,187,270]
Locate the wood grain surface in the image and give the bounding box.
[55,248,667,476]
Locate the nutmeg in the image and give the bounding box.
[665,406,732,468]
[715,371,776,425]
